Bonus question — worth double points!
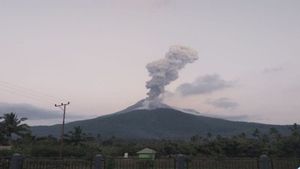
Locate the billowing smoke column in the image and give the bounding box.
[144,45,199,108]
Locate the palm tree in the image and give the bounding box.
[0,112,30,143]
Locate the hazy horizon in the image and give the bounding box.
[1,0,300,125]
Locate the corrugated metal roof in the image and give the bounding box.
[137,148,156,154]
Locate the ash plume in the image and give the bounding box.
[145,45,199,107]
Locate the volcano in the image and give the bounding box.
[31,100,289,139]
[117,99,173,113]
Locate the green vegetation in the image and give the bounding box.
[1,113,300,159]
[0,112,30,145]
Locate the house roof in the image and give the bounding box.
[137,148,156,154]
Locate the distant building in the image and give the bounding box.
[0,146,12,151]
[137,148,156,160]
[124,153,128,158]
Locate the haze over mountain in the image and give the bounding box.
[0,102,83,125]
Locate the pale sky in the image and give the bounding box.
[0,0,299,125]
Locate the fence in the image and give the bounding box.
[105,158,175,169]
[2,154,300,169]
[188,158,258,169]
[272,158,300,169]
[0,157,10,169]
[22,158,92,169]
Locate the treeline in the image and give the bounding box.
[1,113,300,159]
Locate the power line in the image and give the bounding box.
[0,80,66,101]
[0,80,68,104]
[55,102,70,158]
[0,85,55,105]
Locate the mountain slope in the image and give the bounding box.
[31,108,289,139]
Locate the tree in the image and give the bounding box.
[290,123,299,136]
[0,112,30,143]
[269,127,281,141]
[252,128,260,139]
[65,126,87,145]
[0,122,6,144]
[207,132,212,139]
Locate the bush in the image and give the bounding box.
[0,149,14,157]
[30,145,60,157]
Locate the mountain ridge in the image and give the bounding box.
[31,107,290,139]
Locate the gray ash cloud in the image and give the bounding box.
[145,45,198,107]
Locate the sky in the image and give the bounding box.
[0,0,299,125]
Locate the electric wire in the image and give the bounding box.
[0,80,68,105]
[0,80,66,102]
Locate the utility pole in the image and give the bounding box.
[55,102,70,158]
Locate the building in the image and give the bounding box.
[137,148,156,160]
[0,146,12,151]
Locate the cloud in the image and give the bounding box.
[0,103,79,120]
[262,66,284,73]
[209,114,252,121]
[176,74,234,96]
[149,0,173,8]
[221,115,251,121]
[207,97,239,109]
